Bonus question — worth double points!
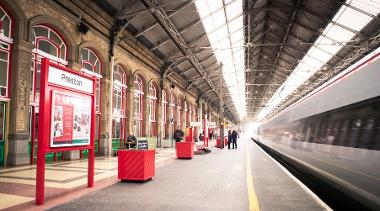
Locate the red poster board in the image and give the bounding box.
[36,58,96,205]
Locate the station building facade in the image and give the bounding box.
[0,0,222,166]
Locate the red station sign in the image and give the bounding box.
[36,58,96,205]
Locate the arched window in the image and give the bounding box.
[111,65,127,149]
[186,102,190,126]
[134,75,144,137]
[31,25,67,103]
[162,90,167,138]
[80,48,103,153]
[81,48,102,112]
[113,65,127,114]
[0,6,13,98]
[177,97,182,126]
[148,82,157,137]
[170,93,176,125]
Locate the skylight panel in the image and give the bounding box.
[216,38,230,50]
[308,46,332,63]
[215,25,228,39]
[230,30,242,44]
[317,38,342,55]
[225,0,237,4]
[207,1,223,13]
[196,0,210,18]
[303,55,324,70]
[335,6,372,31]
[202,16,215,33]
[226,0,242,21]
[212,9,226,28]
[196,0,246,119]
[323,25,355,42]
[228,16,243,32]
[350,0,380,16]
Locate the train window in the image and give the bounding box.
[359,117,375,149]
[355,119,362,127]
[348,118,361,147]
[338,120,350,146]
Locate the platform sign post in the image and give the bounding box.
[36,58,96,205]
[203,114,208,147]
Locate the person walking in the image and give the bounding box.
[232,130,238,149]
[227,130,232,149]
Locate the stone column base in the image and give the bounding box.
[99,135,111,156]
[62,151,80,160]
[7,134,30,166]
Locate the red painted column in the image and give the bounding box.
[36,58,49,205]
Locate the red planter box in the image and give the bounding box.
[215,137,228,148]
[118,149,155,181]
[176,142,194,159]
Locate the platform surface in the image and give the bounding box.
[49,137,329,211]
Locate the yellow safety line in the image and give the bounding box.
[246,145,260,211]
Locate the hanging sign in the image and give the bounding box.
[207,122,216,128]
[48,66,93,93]
[190,121,202,127]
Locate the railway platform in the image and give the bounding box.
[0,137,330,211]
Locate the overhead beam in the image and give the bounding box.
[133,0,194,37]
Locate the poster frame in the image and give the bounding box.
[50,91,92,148]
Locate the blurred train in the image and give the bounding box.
[256,49,380,210]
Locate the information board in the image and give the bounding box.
[50,91,92,147]
[36,58,96,205]
[137,139,149,150]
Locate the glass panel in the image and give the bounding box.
[0,87,5,96]
[38,40,58,57]
[83,63,94,72]
[0,103,4,140]
[89,51,97,65]
[335,6,372,31]
[96,80,100,112]
[33,26,49,39]
[0,15,11,38]
[226,0,242,21]
[0,52,8,87]
[50,31,63,48]
[95,61,101,75]
[81,49,89,61]
[350,0,380,16]
[112,119,120,138]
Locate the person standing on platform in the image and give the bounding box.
[227,130,232,149]
[232,130,238,149]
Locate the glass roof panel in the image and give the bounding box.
[350,0,380,16]
[323,25,355,42]
[256,0,378,121]
[207,0,223,13]
[334,6,372,31]
[196,0,210,18]
[226,0,242,21]
[228,15,243,33]
[202,16,215,33]
[212,9,226,29]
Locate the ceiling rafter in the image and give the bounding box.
[257,0,304,109]
[133,0,194,37]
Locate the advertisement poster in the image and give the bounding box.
[51,91,92,147]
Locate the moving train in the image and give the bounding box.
[256,49,380,210]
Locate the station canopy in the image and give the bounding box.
[97,0,380,122]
